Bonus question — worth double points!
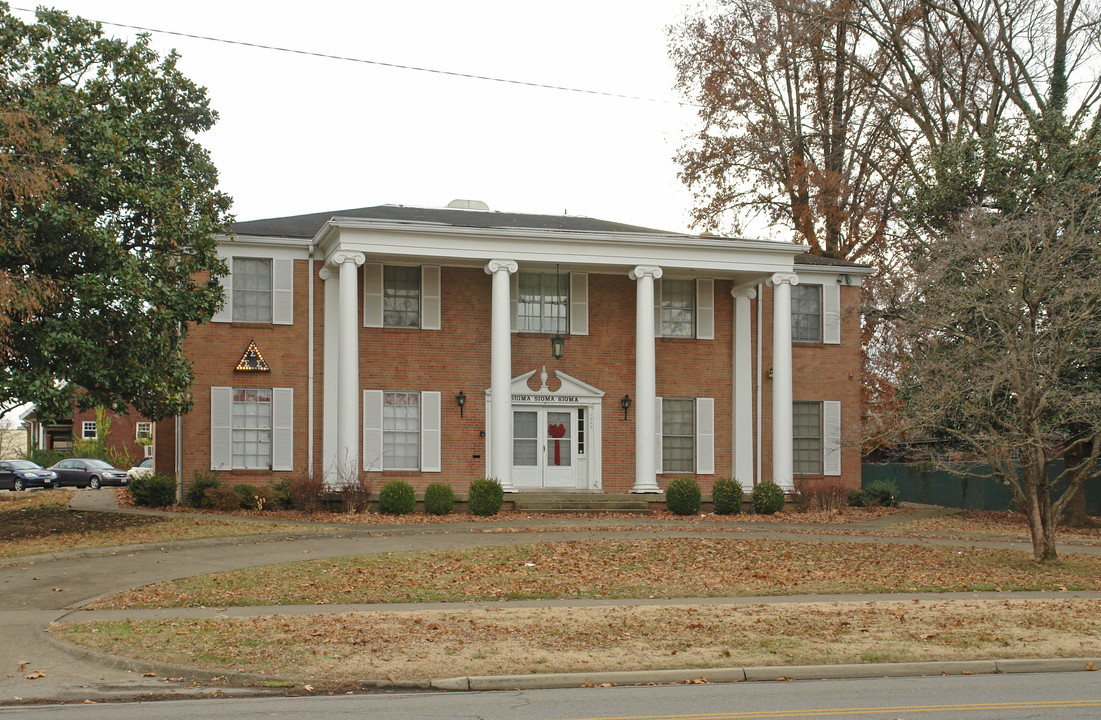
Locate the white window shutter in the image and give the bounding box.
[363,390,383,472]
[696,279,714,340]
[212,265,232,323]
[510,272,519,333]
[210,386,232,470]
[823,283,841,344]
[421,391,442,472]
[824,400,842,475]
[696,397,715,474]
[363,263,383,328]
[654,281,663,338]
[655,397,663,474]
[421,265,441,330]
[272,259,294,325]
[272,388,294,470]
[570,273,588,335]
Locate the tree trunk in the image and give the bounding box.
[1061,444,1099,528]
[1023,464,1058,562]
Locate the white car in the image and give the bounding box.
[127,458,153,480]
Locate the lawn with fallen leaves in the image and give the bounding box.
[92,537,1101,609]
[0,490,323,561]
[53,598,1101,682]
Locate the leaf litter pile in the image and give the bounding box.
[54,598,1101,682]
[94,538,1101,609]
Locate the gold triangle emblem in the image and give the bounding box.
[235,340,270,372]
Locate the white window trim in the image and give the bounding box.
[81,421,97,440]
[211,256,293,325]
[135,422,152,441]
[364,263,440,330]
[791,277,841,345]
[363,389,442,472]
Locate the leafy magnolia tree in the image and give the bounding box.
[669,0,905,265]
[0,6,232,422]
[894,195,1101,562]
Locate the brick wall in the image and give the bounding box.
[169,259,864,493]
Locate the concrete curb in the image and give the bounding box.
[432,657,1101,691]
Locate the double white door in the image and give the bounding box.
[512,408,576,488]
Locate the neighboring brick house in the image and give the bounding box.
[157,201,871,494]
[26,405,153,464]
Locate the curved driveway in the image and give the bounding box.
[2,490,1099,705]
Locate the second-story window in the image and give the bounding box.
[232,258,272,323]
[384,266,421,328]
[517,272,568,334]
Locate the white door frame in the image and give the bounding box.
[485,368,604,490]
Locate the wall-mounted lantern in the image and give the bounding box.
[456,391,466,418]
[621,394,632,420]
[551,333,565,360]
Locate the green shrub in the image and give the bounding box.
[468,477,503,516]
[862,479,900,507]
[232,484,259,508]
[186,470,222,508]
[751,480,785,515]
[846,489,867,507]
[269,479,294,509]
[665,476,701,515]
[424,482,455,515]
[712,477,743,515]
[378,480,416,515]
[202,486,241,512]
[128,473,176,507]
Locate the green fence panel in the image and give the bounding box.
[862,461,1100,514]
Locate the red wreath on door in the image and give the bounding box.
[547,423,566,465]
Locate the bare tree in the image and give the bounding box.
[892,195,1101,561]
[670,0,907,265]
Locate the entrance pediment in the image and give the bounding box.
[485,366,605,403]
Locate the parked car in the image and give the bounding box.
[127,458,153,481]
[0,459,58,491]
[48,458,130,489]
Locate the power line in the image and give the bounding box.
[11,6,690,107]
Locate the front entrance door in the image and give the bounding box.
[512,408,576,488]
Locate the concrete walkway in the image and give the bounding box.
[1,490,1098,705]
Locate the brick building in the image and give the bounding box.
[157,201,871,495]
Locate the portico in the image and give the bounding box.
[315,212,806,492]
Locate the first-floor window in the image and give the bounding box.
[135,422,152,441]
[383,392,420,470]
[793,401,823,474]
[232,388,272,469]
[662,398,694,473]
[82,421,97,440]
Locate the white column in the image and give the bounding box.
[485,259,518,492]
[732,286,756,488]
[629,265,663,493]
[332,251,365,478]
[769,272,798,491]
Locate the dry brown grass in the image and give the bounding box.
[53,598,1101,682]
[0,490,322,561]
[92,538,1101,609]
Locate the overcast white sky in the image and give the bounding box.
[13,1,716,234]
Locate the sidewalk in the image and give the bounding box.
[0,489,1096,704]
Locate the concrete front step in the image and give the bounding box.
[512,493,655,515]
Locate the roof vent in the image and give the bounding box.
[446,199,490,211]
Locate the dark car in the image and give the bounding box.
[0,459,58,491]
[49,458,129,489]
